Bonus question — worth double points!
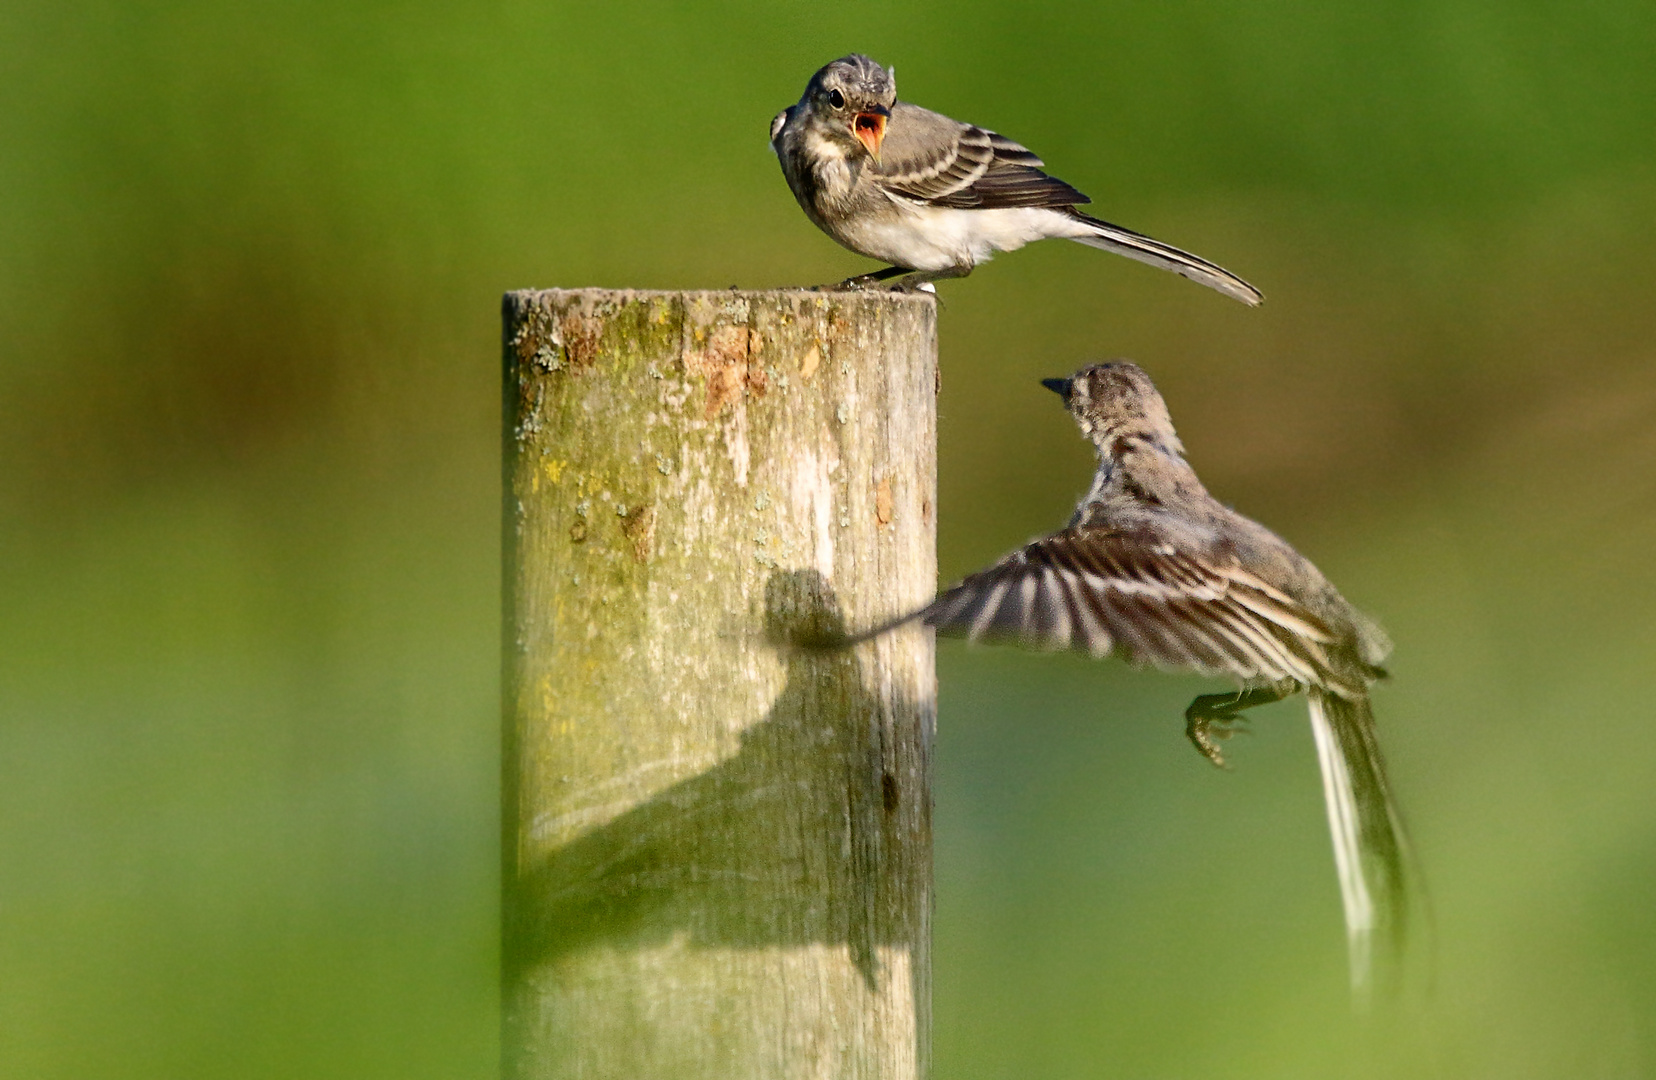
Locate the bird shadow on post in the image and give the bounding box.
[504,568,924,994]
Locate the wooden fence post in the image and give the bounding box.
[501,288,938,1079]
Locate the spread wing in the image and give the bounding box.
[922,527,1351,689]
[873,102,1091,210]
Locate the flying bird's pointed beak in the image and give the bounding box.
[852,105,889,160]
[1041,377,1073,400]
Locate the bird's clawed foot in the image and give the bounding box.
[1185,697,1250,769]
[1183,681,1298,769]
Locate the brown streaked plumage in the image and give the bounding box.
[863,361,1410,997]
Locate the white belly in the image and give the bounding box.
[837,203,1080,271]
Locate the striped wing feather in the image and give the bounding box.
[876,104,1090,210]
[923,528,1340,685]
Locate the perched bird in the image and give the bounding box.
[861,361,1407,993]
[770,55,1262,305]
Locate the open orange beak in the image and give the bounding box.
[852,107,889,160]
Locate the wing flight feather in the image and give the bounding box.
[922,528,1340,685]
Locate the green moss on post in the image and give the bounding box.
[502,288,938,1079]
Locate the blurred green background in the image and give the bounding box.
[4,1,1655,1076]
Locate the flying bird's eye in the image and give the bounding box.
[827,88,845,109]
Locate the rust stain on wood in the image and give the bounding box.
[559,314,604,370]
[684,325,770,418]
[620,503,657,563]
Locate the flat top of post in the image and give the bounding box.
[505,286,939,307]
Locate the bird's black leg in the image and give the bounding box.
[830,265,915,290]
[1184,680,1298,768]
[885,263,973,292]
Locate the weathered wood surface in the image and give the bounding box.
[501,288,938,1080]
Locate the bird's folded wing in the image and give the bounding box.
[875,103,1091,209]
[922,527,1342,686]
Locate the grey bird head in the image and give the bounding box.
[792,54,896,161]
[1043,361,1185,458]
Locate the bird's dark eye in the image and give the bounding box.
[827,88,845,109]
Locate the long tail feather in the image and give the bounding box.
[1306,690,1408,999]
[1067,211,1264,307]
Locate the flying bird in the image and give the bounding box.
[857,361,1409,993]
[771,55,1262,304]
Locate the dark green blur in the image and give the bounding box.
[3,3,1655,1076]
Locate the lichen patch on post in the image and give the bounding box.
[510,303,565,372]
